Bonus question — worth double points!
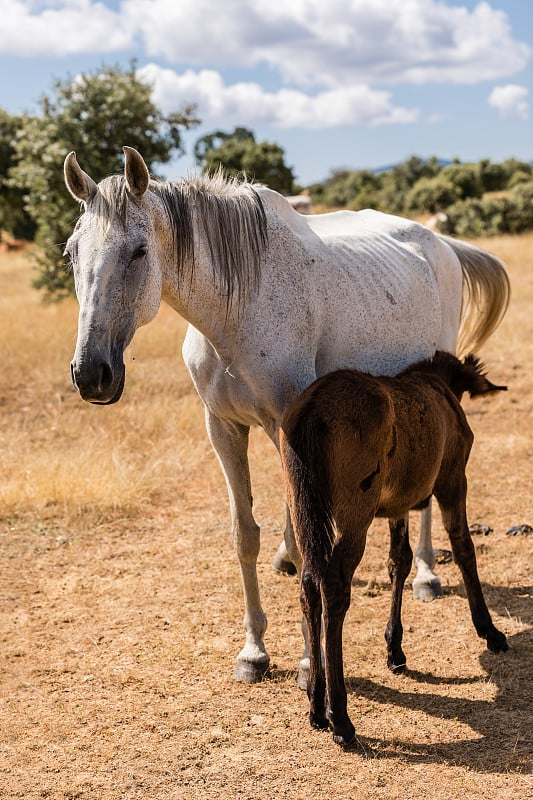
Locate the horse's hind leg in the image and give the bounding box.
[205,410,270,682]
[272,526,297,576]
[413,500,443,602]
[385,516,413,672]
[434,478,508,653]
[278,508,313,690]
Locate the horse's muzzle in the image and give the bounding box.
[71,359,126,405]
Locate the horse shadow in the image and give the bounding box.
[342,583,532,772]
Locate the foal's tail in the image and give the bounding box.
[439,235,510,357]
[280,410,335,586]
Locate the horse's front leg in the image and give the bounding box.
[412,500,443,602]
[205,409,269,682]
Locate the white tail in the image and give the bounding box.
[440,235,510,356]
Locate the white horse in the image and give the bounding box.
[64,147,509,685]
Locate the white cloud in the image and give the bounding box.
[0,1,530,89]
[488,85,529,120]
[126,0,530,88]
[138,64,420,129]
[0,0,132,56]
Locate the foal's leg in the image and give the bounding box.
[413,500,443,602]
[205,409,269,682]
[322,527,368,746]
[300,571,328,731]
[385,516,413,672]
[322,550,357,745]
[435,479,508,653]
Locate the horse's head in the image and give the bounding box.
[64,147,163,404]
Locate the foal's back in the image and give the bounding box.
[282,352,502,525]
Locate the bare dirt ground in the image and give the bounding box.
[0,233,531,799]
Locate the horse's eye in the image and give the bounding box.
[131,245,147,262]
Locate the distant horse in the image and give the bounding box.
[64,147,509,685]
[280,352,509,745]
[285,192,313,214]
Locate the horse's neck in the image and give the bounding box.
[160,193,275,356]
[160,238,241,356]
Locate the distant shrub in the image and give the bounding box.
[507,168,533,189]
[442,188,533,237]
[405,176,461,214]
[476,159,507,193]
[439,164,483,200]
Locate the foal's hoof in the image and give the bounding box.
[272,551,297,576]
[486,629,509,653]
[310,711,329,731]
[413,576,443,602]
[387,654,407,674]
[332,722,356,746]
[233,659,269,684]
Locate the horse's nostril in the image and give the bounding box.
[98,362,114,392]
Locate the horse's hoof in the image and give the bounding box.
[387,656,407,674]
[332,723,355,746]
[233,659,269,684]
[413,577,443,602]
[272,551,297,576]
[486,629,509,653]
[297,663,309,691]
[310,712,329,731]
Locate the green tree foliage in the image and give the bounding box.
[0,109,36,240]
[10,62,199,298]
[195,127,295,194]
[309,154,533,236]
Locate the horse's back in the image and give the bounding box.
[257,193,461,375]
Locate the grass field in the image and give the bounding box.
[0,233,531,799]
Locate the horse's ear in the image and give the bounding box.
[123,146,150,198]
[64,152,97,204]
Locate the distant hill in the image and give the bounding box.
[372,158,453,174]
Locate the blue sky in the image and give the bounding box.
[0,0,531,186]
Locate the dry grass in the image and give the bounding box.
[0,235,531,799]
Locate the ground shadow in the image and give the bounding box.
[342,583,532,773]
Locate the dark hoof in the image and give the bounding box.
[233,659,269,683]
[387,655,407,674]
[272,552,297,576]
[310,712,329,731]
[332,722,355,746]
[486,629,509,653]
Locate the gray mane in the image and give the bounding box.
[92,171,268,309]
